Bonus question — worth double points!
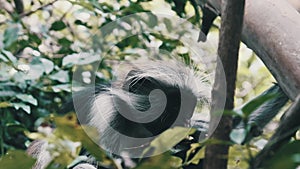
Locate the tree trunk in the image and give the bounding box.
[203,0,245,168]
[287,0,300,12]
[207,0,300,100]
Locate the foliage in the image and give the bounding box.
[264,140,300,169]
[0,150,36,169]
[0,0,197,156]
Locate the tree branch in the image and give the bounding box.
[205,0,300,101]
[287,0,300,12]
[203,0,245,168]
[19,0,57,18]
[0,0,57,25]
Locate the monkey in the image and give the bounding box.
[232,83,289,144]
[27,60,210,169]
[27,60,290,169]
[27,59,290,169]
[89,61,209,155]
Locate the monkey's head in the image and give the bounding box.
[121,68,197,136]
[89,60,209,155]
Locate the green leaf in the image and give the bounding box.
[74,20,92,29]
[1,50,17,64]
[0,150,36,169]
[16,94,38,106]
[230,128,247,144]
[151,33,183,52]
[0,53,9,62]
[49,70,70,83]
[12,103,31,114]
[135,153,181,169]
[25,63,44,80]
[51,84,71,93]
[69,0,94,11]
[116,34,140,49]
[96,2,113,12]
[58,38,72,47]
[40,58,54,74]
[54,114,109,163]
[7,123,27,134]
[28,33,42,45]
[241,93,277,118]
[202,138,234,146]
[222,110,243,117]
[145,13,158,28]
[62,53,99,67]
[187,144,205,165]
[121,3,147,15]
[0,82,16,87]
[144,127,195,156]
[17,57,52,80]
[163,18,173,32]
[50,21,66,31]
[0,91,16,97]
[0,101,12,108]
[265,140,300,169]
[3,24,20,48]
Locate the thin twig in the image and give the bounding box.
[0,0,57,25]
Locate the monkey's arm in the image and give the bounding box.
[26,140,52,169]
[232,84,289,144]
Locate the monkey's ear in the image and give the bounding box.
[125,69,141,79]
[122,70,156,94]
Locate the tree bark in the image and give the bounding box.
[203,0,245,169]
[202,0,300,168]
[287,0,300,12]
[207,0,300,101]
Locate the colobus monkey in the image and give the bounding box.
[27,60,210,169]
